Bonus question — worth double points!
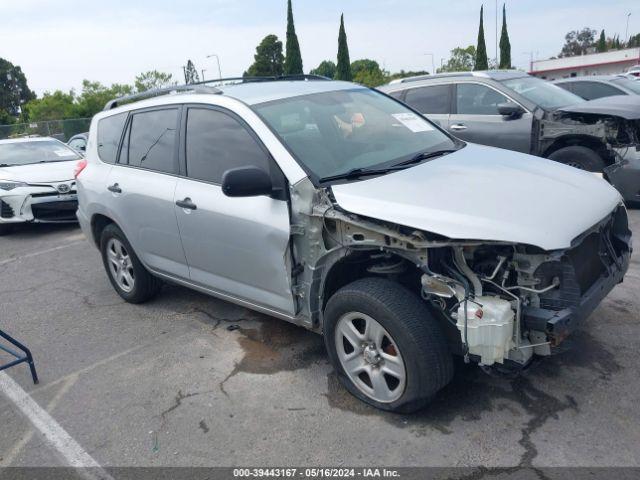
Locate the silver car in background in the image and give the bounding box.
[553,75,640,100]
[77,78,631,412]
[0,137,81,235]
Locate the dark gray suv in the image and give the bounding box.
[380,71,640,204]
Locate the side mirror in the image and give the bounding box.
[497,102,524,119]
[222,166,273,198]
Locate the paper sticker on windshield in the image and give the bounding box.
[391,113,433,133]
[54,149,72,157]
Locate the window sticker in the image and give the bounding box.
[391,113,434,133]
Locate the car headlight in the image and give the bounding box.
[0,180,28,191]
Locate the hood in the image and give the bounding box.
[330,144,621,251]
[557,95,640,120]
[0,160,77,184]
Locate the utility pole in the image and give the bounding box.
[206,54,223,80]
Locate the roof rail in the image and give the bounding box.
[103,74,331,111]
[103,84,222,111]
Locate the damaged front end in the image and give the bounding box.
[538,106,640,204]
[289,179,632,369]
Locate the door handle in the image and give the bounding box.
[450,124,468,131]
[107,183,122,194]
[176,197,197,211]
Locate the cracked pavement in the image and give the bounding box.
[0,213,639,469]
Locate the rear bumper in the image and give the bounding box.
[522,248,630,345]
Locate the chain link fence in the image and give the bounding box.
[0,117,92,142]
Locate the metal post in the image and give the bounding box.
[626,13,632,43]
[206,54,222,80]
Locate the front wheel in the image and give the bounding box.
[323,277,453,413]
[100,223,161,303]
[548,146,606,172]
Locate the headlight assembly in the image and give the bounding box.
[0,180,28,191]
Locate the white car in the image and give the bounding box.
[0,137,81,235]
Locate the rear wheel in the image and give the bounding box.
[548,146,606,172]
[324,277,453,413]
[100,223,161,303]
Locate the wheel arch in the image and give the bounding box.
[542,135,613,165]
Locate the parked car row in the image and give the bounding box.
[66,76,631,412]
[380,71,640,205]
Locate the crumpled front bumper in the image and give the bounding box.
[0,182,78,224]
[522,205,632,346]
[606,147,640,205]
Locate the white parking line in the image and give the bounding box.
[0,372,113,480]
[0,239,84,267]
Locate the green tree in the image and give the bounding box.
[22,90,76,121]
[184,60,200,84]
[596,30,607,52]
[386,70,429,81]
[475,6,489,70]
[310,60,337,78]
[0,58,36,121]
[135,70,175,92]
[438,46,477,73]
[350,59,385,87]
[245,35,285,76]
[75,80,133,118]
[559,28,597,57]
[335,14,352,81]
[498,4,511,69]
[628,33,640,48]
[284,0,303,75]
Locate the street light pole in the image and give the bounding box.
[206,54,222,80]
[423,53,435,75]
[626,13,632,44]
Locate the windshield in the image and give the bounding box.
[0,140,81,166]
[611,77,640,95]
[501,76,585,109]
[253,88,458,181]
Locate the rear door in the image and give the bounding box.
[400,84,452,128]
[449,82,533,153]
[174,105,294,316]
[106,106,189,279]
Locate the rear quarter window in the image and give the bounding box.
[97,113,127,164]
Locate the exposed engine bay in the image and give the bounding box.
[288,179,632,369]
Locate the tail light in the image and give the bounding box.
[74,159,87,178]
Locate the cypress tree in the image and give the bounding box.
[498,4,511,69]
[474,5,489,70]
[597,30,607,52]
[284,0,303,75]
[335,14,352,81]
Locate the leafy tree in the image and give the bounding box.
[498,4,511,69]
[438,46,477,73]
[245,35,285,76]
[350,59,385,87]
[22,90,76,121]
[335,14,352,81]
[386,70,429,81]
[628,33,640,48]
[596,30,607,52]
[135,71,175,92]
[284,0,303,75]
[475,6,488,70]
[74,80,133,118]
[184,60,200,84]
[310,60,337,78]
[559,28,597,57]
[0,58,36,121]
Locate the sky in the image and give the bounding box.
[1,0,638,96]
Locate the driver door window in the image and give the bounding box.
[456,83,508,115]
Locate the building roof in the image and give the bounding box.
[530,48,640,75]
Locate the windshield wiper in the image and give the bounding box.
[318,149,458,184]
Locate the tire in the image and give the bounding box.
[100,223,161,303]
[548,146,606,172]
[323,277,453,413]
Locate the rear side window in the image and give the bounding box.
[456,83,509,115]
[126,108,178,174]
[569,82,624,100]
[403,85,450,114]
[97,113,127,163]
[185,108,271,184]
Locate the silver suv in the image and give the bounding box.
[77,77,631,412]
